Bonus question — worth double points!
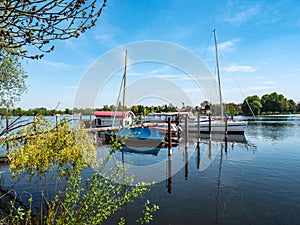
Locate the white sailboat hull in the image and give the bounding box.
[185,120,247,134]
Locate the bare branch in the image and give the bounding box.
[0,0,107,59]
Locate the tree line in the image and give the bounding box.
[241,92,300,116]
[1,93,299,117]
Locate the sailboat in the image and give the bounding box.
[187,30,247,135]
[105,50,165,153]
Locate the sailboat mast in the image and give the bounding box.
[122,50,128,126]
[213,29,224,120]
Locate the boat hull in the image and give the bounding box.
[105,127,165,151]
[185,121,247,134]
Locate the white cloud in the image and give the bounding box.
[222,5,261,26]
[263,81,275,85]
[41,60,73,70]
[218,38,239,51]
[224,65,256,73]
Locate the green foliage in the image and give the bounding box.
[2,117,159,224]
[242,95,262,116]
[0,51,27,110]
[242,92,298,115]
[261,92,295,114]
[7,117,96,178]
[137,200,160,224]
[225,103,238,116]
[45,167,153,225]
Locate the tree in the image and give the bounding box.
[3,117,159,224]
[0,50,27,111]
[225,103,238,116]
[0,0,107,59]
[287,99,296,112]
[261,92,290,113]
[241,95,262,116]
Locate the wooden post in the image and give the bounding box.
[197,114,200,143]
[168,117,172,155]
[89,115,92,128]
[209,112,212,138]
[185,114,188,143]
[5,117,9,134]
[225,114,228,140]
[6,117,9,151]
[33,116,37,134]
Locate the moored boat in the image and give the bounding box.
[105,126,165,152]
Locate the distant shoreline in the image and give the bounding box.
[260,114,300,117]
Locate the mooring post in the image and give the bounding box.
[197,114,200,143]
[5,116,9,134]
[185,114,188,143]
[168,117,172,155]
[209,112,212,138]
[80,114,83,126]
[225,114,228,139]
[224,114,228,152]
[33,116,37,134]
[6,117,9,151]
[89,114,92,128]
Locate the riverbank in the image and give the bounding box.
[261,114,300,117]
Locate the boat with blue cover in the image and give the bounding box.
[105,126,165,153]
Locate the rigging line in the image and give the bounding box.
[112,73,125,127]
[219,49,256,118]
[202,31,213,61]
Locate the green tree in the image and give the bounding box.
[261,92,289,113]
[2,117,159,224]
[225,103,238,116]
[287,99,296,112]
[131,105,139,114]
[0,51,27,111]
[0,0,107,59]
[242,95,262,116]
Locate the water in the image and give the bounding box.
[1,116,300,224]
[104,116,300,225]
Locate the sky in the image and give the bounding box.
[18,0,300,110]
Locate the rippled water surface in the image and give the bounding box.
[105,116,300,225]
[1,116,300,224]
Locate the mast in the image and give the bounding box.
[213,29,224,120]
[121,49,128,126]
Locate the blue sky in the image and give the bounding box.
[19,0,300,110]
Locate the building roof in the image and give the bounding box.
[94,111,125,117]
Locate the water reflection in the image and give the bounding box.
[215,145,223,225]
[247,116,300,142]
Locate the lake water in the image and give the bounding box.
[104,116,300,225]
[1,116,300,224]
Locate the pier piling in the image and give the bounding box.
[209,112,212,138]
[168,117,172,155]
